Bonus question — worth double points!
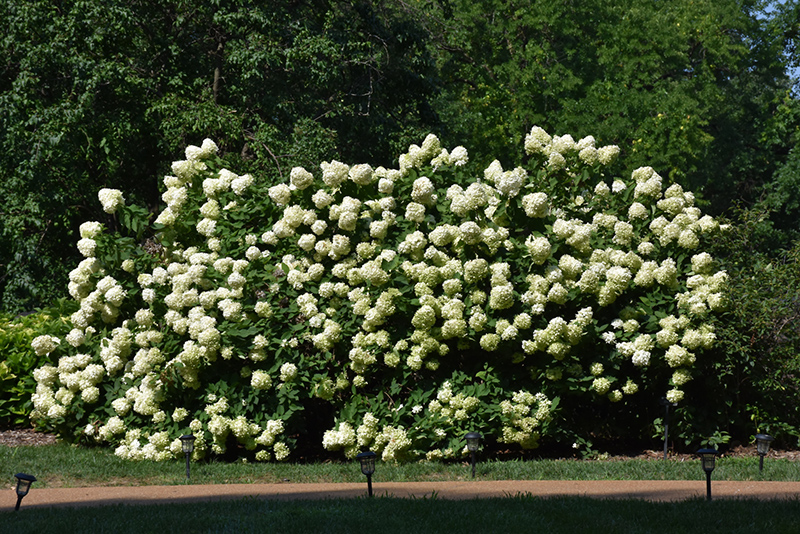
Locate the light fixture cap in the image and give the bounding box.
[659,397,678,407]
[696,448,718,473]
[465,432,482,452]
[356,451,377,476]
[14,473,37,497]
[179,434,196,453]
[755,433,774,456]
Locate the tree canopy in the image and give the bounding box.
[418,0,798,207]
[1,0,439,312]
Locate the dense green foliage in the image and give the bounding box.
[0,0,439,312]
[2,0,798,313]
[700,208,800,444]
[1,0,800,455]
[416,0,798,207]
[0,301,75,427]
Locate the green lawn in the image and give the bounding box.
[1,443,797,487]
[5,494,800,534]
[3,443,800,534]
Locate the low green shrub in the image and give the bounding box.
[0,300,76,426]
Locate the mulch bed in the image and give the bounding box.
[614,444,800,462]
[0,428,59,446]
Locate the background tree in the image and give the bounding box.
[3,0,798,314]
[411,0,796,212]
[751,0,800,247]
[0,0,439,313]
[700,207,800,445]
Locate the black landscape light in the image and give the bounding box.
[659,397,678,460]
[465,432,482,478]
[755,434,774,473]
[14,473,36,511]
[696,448,718,501]
[180,434,196,479]
[356,451,377,497]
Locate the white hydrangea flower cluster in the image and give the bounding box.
[31,335,61,356]
[32,140,293,462]
[322,421,357,457]
[371,425,413,462]
[321,412,413,461]
[98,188,125,214]
[524,128,620,168]
[33,126,726,462]
[499,390,552,449]
[427,381,480,423]
[113,428,176,462]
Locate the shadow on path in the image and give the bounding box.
[4,480,800,511]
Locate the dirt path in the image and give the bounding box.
[4,479,800,511]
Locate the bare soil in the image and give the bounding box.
[610,444,800,462]
[0,428,58,446]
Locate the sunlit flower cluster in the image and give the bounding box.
[98,188,125,214]
[428,381,480,422]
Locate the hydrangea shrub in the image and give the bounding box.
[31,127,725,462]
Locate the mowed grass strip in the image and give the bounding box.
[4,495,800,534]
[3,443,798,487]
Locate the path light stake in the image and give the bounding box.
[180,434,196,480]
[465,432,482,478]
[356,451,377,497]
[755,434,774,473]
[14,473,36,511]
[696,448,718,501]
[659,397,677,460]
